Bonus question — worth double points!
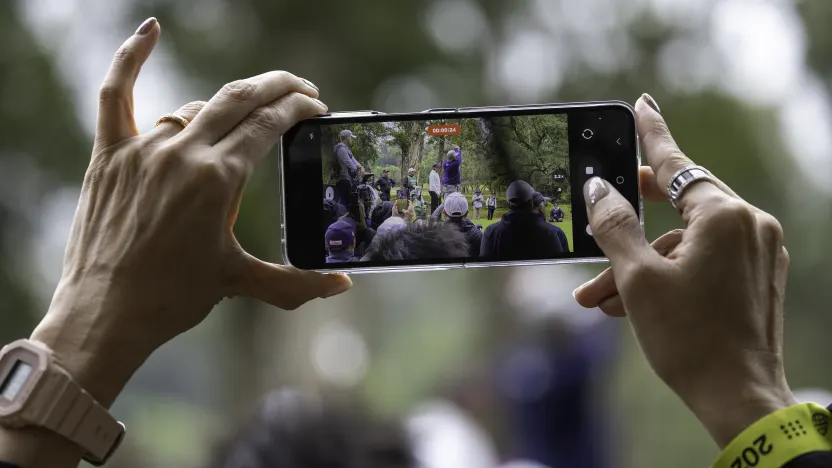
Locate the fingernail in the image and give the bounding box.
[321,275,351,298]
[572,289,578,300]
[642,93,661,114]
[311,98,328,111]
[583,177,608,205]
[136,17,157,35]
[301,78,319,91]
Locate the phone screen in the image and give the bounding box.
[282,104,640,271]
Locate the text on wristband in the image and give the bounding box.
[729,435,773,468]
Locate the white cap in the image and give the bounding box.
[443,192,468,217]
[408,167,415,173]
[339,129,357,139]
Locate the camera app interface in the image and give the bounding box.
[320,115,577,264]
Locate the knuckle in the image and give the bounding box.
[224,156,250,180]
[621,262,655,289]
[757,212,784,240]
[98,84,125,106]
[248,106,283,132]
[193,157,229,184]
[270,70,293,83]
[178,100,207,116]
[780,246,790,268]
[220,80,257,102]
[592,204,635,239]
[111,44,138,70]
[642,118,672,145]
[709,199,756,234]
[665,150,690,169]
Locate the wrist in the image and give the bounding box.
[0,281,149,467]
[30,280,153,408]
[681,370,795,448]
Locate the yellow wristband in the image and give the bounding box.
[713,402,831,468]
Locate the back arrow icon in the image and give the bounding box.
[616,138,621,145]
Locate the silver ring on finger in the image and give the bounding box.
[667,165,717,210]
[155,113,190,129]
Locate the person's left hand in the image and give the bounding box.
[30,18,352,406]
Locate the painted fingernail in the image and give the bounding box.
[301,78,319,91]
[311,98,328,111]
[584,177,608,205]
[136,17,157,35]
[642,93,661,114]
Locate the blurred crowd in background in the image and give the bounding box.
[3,0,832,466]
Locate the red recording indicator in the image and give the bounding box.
[427,124,461,136]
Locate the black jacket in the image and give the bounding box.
[374,176,395,195]
[480,210,565,260]
[448,218,483,257]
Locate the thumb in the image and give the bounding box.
[94,17,161,153]
[236,253,352,310]
[584,177,658,268]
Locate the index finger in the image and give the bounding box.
[94,17,160,153]
[635,94,740,214]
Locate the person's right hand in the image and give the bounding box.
[573,94,794,448]
[29,17,353,407]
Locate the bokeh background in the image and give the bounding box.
[3,0,832,467]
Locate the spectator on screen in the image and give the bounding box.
[549,203,565,223]
[370,201,394,229]
[333,129,363,205]
[486,195,497,220]
[480,181,564,261]
[374,169,396,201]
[442,146,463,195]
[429,162,442,214]
[472,189,484,220]
[325,220,360,263]
[375,200,412,238]
[533,192,569,253]
[443,192,483,257]
[363,222,470,261]
[402,168,417,199]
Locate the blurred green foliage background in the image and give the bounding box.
[2,0,832,467]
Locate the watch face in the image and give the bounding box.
[0,341,44,418]
[0,360,33,401]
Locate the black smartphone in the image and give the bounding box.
[280,102,642,273]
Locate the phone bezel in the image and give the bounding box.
[279,100,643,274]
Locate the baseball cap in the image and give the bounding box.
[531,192,545,206]
[433,162,440,168]
[446,149,457,159]
[339,129,357,139]
[377,216,407,236]
[506,181,534,210]
[383,169,390,173]
[325,220,355,251]
[444,192,468,218]
[408,167,415,173]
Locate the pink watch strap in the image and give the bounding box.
[41,371,125,465]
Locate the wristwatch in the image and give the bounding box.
[0,339,125,466]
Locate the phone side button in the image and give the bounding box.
[422,108,458,113]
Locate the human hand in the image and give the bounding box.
[573,94,794,448]
[355,203,368,231]
[30,18,353,407]
[405,201,415,221]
